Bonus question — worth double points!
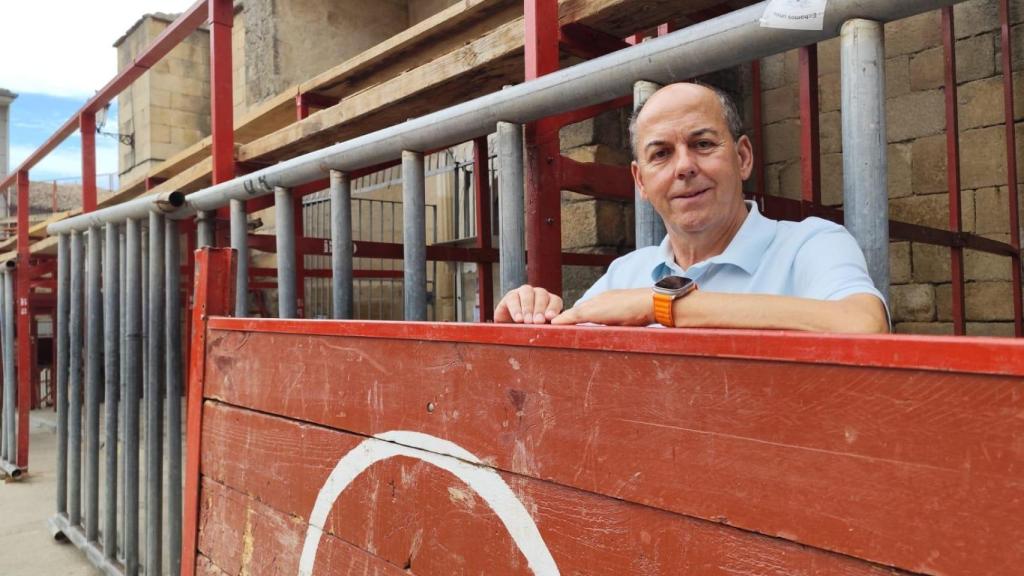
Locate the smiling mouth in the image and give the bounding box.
[673,188,710,200]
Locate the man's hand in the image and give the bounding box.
[551,288,653,326]
[494,285,564,324]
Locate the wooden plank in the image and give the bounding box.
[199,477,415,576]
[201,328,1024,575]
[199,402,905,575]
[237,0,720,163]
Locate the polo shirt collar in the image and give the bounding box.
[651,200,776,281]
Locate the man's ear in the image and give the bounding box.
[631,161,648,200]
[736,135,754,180]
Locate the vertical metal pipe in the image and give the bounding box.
[56,233,69,515]
[402,151,427,320]
[330,170,353,319]
[118,226,126,556]
[165,216,183,576]
[0,270,5,464]
[68,231,84,526]
[2,270,14,465]
[196,210,215,248]
[230,199,248,317]
[85,226,102,541]
[841,19,889,300]
[632,81,666,248]
[275,186,298,318]
[146,212,165,576]
[103,222,119,559]
[124,218,142,576]
[497,123,527,294]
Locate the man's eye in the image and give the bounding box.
[651,149,670,160]
[695,140,715,150]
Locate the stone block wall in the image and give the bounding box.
[758,0,1024,337]
[116,14,211,185]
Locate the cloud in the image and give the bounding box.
[0,1,199,98]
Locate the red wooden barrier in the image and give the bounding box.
[183,254,1024,576]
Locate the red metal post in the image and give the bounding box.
[209,0,235,184]
[942,8,966,335]
[798,46,821,215]
[79,112,97,213]
[999,0,1023,337]
[181,247,236,576]
[524,0,562,294]
[751,61,766,206]
[293,194,306,318]
[16,170,31,469]
[473,137,494,321]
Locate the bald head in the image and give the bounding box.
[628,83,744,160]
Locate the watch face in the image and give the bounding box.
[654,275,693,291]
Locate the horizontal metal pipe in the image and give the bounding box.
[170,0,957,217]
[47,191,185,235]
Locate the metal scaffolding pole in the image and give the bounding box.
[1,268,15,471]
[633,80,666,248]
[196,210,216,248]
[229,199,248,317]
[402,151,427,321]
[68,230,84,526]
[56,234,69,508]
[497,122,526,294]
[275,186,298,318]
[85,226,102,541]
[841,19,889,299]
[124,217,142,576]
[330,170,353,319]
[165,216,183,576]
[146,211,166,576]
[103,222,120,560]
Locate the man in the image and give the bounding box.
[494,82,888,333]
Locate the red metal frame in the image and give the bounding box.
[15,171,31,468]
[473,137,495,321]
[942,7,967,335]
[999,0,1024,337]
[209,0,235,185]
[524,0,563,294]
[798,45,821,215]
[79,113,97,213]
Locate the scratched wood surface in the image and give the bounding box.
[193,328,1024,575]
[198,402,907,576]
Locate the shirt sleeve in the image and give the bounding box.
[792,222,888,305]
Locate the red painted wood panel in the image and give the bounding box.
[198,329,1024,575]
[200,402,905,575]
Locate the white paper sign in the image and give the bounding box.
[760,0,828,31]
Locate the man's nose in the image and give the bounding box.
[674,147,698,179]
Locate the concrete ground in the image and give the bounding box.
[0,410,99,575]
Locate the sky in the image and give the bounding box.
[1,0,199,182]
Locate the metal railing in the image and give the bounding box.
[38,1,964,574]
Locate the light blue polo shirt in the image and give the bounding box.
[579,201,887,311]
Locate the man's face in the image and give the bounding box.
[631,84,753,239]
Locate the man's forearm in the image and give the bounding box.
[672,291,889,334]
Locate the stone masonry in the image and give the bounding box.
[758,0,1024,336]
[115,13,212,185]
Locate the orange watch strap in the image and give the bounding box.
[653,292,675,327]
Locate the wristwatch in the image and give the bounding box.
[652,275,697,327]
